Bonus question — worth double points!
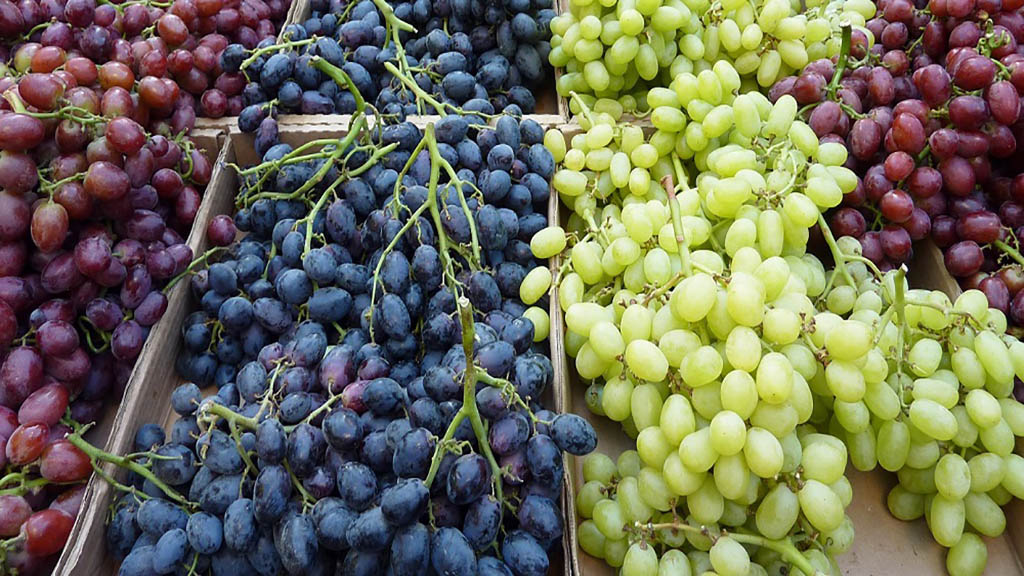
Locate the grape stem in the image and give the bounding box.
[817,214,855,288]
[163,246,226,293]
[668,158,693,277]
[383,61,447,115]
[309,57,367,114]
[65,432,196,510]
[827,25,852,96]
[240,36,317,73]
[642,521,829,576]
[993,239,1024,267]
[893,267,907,377]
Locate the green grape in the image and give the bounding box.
[619,449,643,478]
[824,319,871,361]
[830,475,853,507]
[560,273,585,312]
[756,483,799,539]
[709,410,746,455]
[908,338,942,377]
[979,419,1014,456]
[632,384,664,431]
[619,476,655,523]
[966,452,1005,493]
[800,437,846,484]
[663,451,706,495]
[584,452,617,484]
[577,342,611,379]
[524,307,549,342]
[713,452,750,500]
[520,267,551,305]
[720,370,758,419]
[626,340,670,382]
[946,532,987,576]
[603,375,634,421]
[659,549,693,576]
[846,427,876,472]
[638,426,674,468]
[709,537,749,576]
[579,519,607,558]
[578,481,607,518]
[622,303,654,343]
[975,330,1014,383]
[755,352,794,404]
[679,426,718,472]
[998,398,1024,435]
[591,321,627,363]
[750,402,798,438]
[964,491,1005,537]
[833,399,869,433]
[661,394,697,445]
[724,326,760,373]
[929,494,965,548]
[689,476,725,524]
[672,273,717,322]
[887,484,925,521]
[660,329,703,368]
[822,516,855,556]
[905,439,940,470]
[798,480,844,533]
[680,345,724,387]
[863,380,900,421]
[605,537,630,568]
[593,498,627,540]
[934,453,972,500]
[897,465,937,495]
[639,467,675,511]
[623,542,660,576]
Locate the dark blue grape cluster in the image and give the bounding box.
[106,112,596,576]
[230,0,555,127]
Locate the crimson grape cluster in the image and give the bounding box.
[772,2,1024,323]
[104,111,594,576]
[0,57,215,576]
[233,0,554,125]
[2,0,290,120]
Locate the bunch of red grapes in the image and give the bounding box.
[0,61,212,572]
[772,0,1024,331]
[0,0,289,119]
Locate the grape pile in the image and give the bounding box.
[542,80,1024,574]
[547,0,873,111]
[86,96,597,576]
[230,0,555,125]
[3,0,290,121]
[0,57,216,571]
[773,1,1024,332]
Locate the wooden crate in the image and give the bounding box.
[543,127,1024,576]
[57,118,575,575]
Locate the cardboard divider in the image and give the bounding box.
[58,117,574,575]
[544,127,1024,576]
[50,128,228,576]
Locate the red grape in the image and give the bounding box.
[39,439,91,482]
[945,240,985,276]
[0,495,31,537]
[5,422,48,465]
[23,509,74,557]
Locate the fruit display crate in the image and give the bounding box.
[54,117,575,576]
[544,122,1024,576]
[51,128,230,576]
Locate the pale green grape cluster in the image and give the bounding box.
[548,0,875,107]
[528,107,1024,576]
[575,445,848,576]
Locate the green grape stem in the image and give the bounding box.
[65,432,196,509]
[643,521,830,576]
[993,239,1024,267]
[817,214,855,288]
[827,25,853,97]
[667,159,693,277]
[309,57,367,114]
[383,61,447,115]
[164,247,227,293]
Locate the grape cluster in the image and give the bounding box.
[773,0,1024,332]
[548,0,872,112]
[232,0,555,125]
[3,0,290,121]
[0,60,216,571]
[543,76,1024,573]
[94,103,597,576]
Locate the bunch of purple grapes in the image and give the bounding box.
[772,0,1024,332]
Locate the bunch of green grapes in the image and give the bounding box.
[573,445,849,576]
[547,0,874,108]
[523,98,1024,575]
